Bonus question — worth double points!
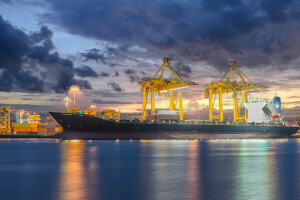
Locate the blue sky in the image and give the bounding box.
[0,0,299,120]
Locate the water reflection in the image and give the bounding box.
[235,141,270,200]
[58,140,99,200]
[185,140,201,200]
[150,141,188,200]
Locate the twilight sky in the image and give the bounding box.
[0,0,299,120]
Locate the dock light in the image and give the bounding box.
[90,105,96,111]
[70,86,79,109]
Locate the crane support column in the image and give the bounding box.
[179,89,183,120]
[244,92,248,120]
[142,86,147,120]
[218,87,223,122]
[234,94,238,122]
[169,90,174,110]
[151,86,155,112]
[209,88,213,120]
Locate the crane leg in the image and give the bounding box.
[170,90,174,110]
[179,89,183,120]
[142,87,147,120]
[244,92,248,121]
[209,89,213,120]
[234,95,238,123]
[218,87,223,122]
[151,87,155,112]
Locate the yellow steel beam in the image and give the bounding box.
[142,86,147,120]
[152,62,165,80]
[234,96,238,122]
[209,88,213,120]
[244,92,248,120]
[218,87,223,122]
[169,90,174,110]
[151,86,155,111]
[160,63,166,79]
[178,89,183,120]
[233,65,246,83]
[226,67,233,82]
[166,62,183,82]
[174,91,179,110]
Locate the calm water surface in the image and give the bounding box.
[0,138,300,200]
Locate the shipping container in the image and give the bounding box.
[31,128,38,132]
[13,127,31,132]
[30,123,38,128]
[55,127,63,133]
[37,128,47,132]
[13,123,31,128]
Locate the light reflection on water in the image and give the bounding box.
[185,140,201,200]
[1,139,300,200]
[58,140,99,200]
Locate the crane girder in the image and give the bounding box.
[204,84,262,96]
[140,57,198,121]
[204,60,263,123]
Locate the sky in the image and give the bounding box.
[0,0,299,120]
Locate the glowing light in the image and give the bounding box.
[70,86,79,91]
[70,140,79,143]
[69,86,79,109]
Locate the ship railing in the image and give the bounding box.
[118,119,296,127]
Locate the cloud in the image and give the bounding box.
[79,48,106,63]
[124,68,152,83]
[175,65,192,78]
[114,71,119,77]
[74,65,98,78]
[124,69,138,83]
[0,14,92,93]
[100,71,109,77]
[92,99,133,105]
[107,82,123,92]
[45,0,300,70]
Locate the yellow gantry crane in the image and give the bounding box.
[0,107,11,134]
[102,109,120,120]
[204,60,262,123]
[139,57,197,121]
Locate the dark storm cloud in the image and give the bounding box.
[46,0,300,70]
[80,48,106,63]
[100,71,109,77]
[124,68,152,83]
[74,65,98,78]
[107,82,123,92]
[175,65,192,78]
[0,15,92,93]
[125,69,138,83]
[114,71,119,77]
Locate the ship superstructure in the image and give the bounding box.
[244,96,285,124]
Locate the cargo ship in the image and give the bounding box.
[50,111,298,140]
[49,59,299,139]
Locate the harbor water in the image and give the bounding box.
[1,138,300,200]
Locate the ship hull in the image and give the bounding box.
[50,112,299,140]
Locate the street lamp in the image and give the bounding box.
[70,86,79,109]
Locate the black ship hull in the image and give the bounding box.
[50,112,299,140]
